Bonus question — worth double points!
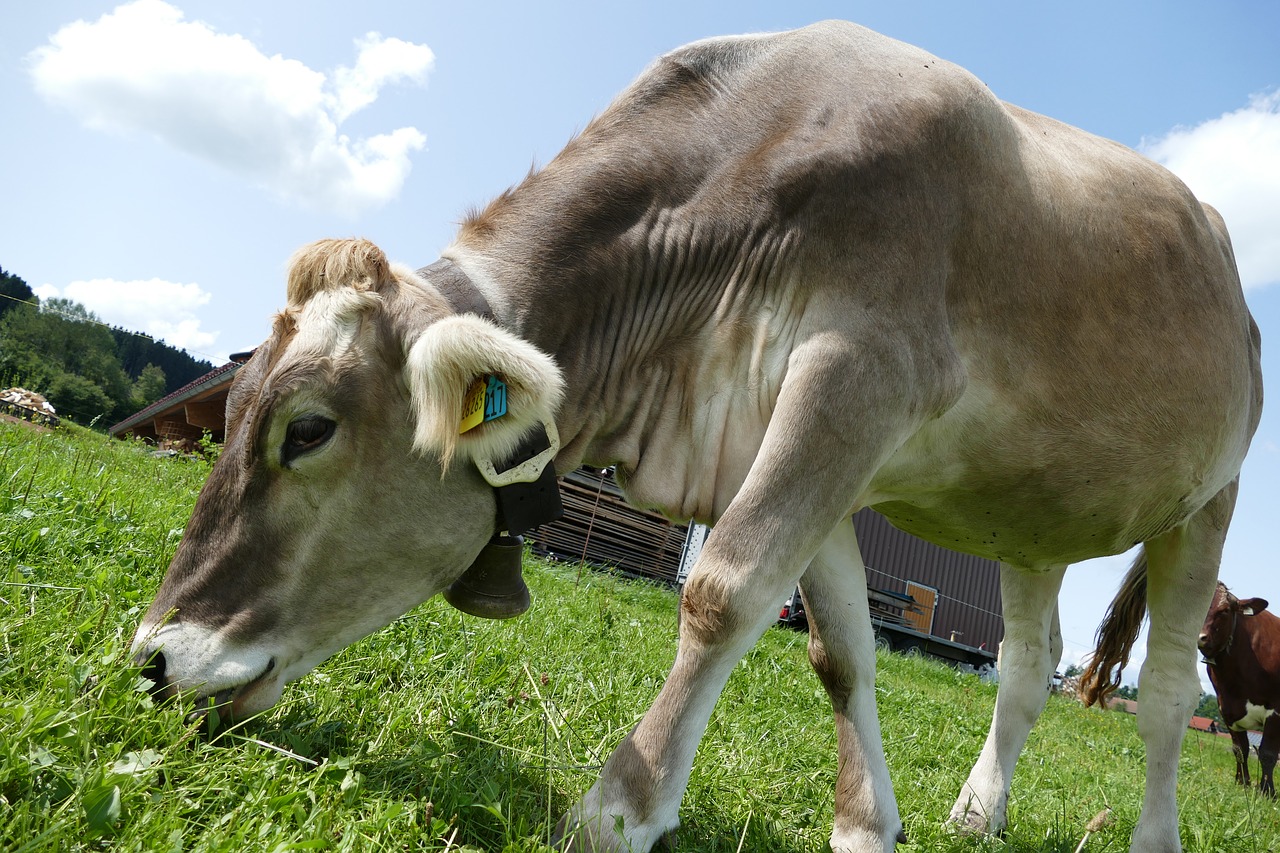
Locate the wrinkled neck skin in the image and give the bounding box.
[436,159,808,526]
[442,231,796,526]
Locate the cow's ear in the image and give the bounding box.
[1240,597,1269,616]
[405,315,563,471]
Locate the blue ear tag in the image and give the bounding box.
[460,375,508,434]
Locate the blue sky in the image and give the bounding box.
[3,1,1278,688]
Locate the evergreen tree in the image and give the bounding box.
[109,327,213,393]
[1195,692,1223,724]
[0,267,36,319]
[0,298,131,423]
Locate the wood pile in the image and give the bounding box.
[1,387,60,427]
[2,387,56,414]
[528,467,689,584]
[159,437,202,456]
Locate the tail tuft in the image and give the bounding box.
[1078,549,1148,707]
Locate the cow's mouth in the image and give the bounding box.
[183,657,277,728]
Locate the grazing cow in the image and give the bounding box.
[1199,583,1280,797]
[131,21,1263,853]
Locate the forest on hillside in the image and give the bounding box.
[0,265,214,427]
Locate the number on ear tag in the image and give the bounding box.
[460,375,508,434]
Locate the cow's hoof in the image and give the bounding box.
[945,810,996,838]
[830,825,907,851]
[553,809,675,853]
[553,813,627,853]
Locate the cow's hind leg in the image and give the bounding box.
[1130,484,1236,852]
[948,563,1066,835]
[1229,730,1252,787]
[800,519,904,851]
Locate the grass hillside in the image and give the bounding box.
[2,421,1276,851]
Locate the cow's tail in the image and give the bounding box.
[1078,548,1148,707]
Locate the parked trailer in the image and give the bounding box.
[0,399,59,428]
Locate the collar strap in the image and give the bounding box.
[486,424,564,536]
[420,259,495,321]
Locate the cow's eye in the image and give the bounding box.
[283,417,335,463]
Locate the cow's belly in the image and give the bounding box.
[1228,702,1276,732]
[862,381,1245,569]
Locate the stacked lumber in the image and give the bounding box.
[528,467,689,584]
[159,437,202,456]
[867,588,917,626]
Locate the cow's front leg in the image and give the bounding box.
[948,563,1065,836]
[1258,716,1279,798]
[556,335,943,852]
[555,531,806,852]
[1230,730,1252,787]
[801,520,904,851]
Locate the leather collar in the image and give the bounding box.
[419,259,494,321]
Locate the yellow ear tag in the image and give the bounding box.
[459,375,508,434]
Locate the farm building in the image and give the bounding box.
[109,352,252,447]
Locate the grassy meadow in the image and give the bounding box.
[2,419,1277,852]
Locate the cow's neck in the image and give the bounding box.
[443,210,797,525]
[436,104,802,521]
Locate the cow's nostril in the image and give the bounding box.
[138,649,168,698]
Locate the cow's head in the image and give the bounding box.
[1198,582,1268,661]
[131,238,562,719]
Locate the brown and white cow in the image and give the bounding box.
[131,21,1263,853]
[1199,582,1280,797]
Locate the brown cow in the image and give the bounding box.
[1199,582,1280,797]
[131,21,1263,853]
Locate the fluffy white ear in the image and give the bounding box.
[406,315,564,470]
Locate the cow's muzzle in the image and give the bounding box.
[136,646,277,728]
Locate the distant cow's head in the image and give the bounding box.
[1198,582,1269,661]
[131,239,562,719]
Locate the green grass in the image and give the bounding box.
[2,420,1277,851]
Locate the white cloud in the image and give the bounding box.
[38,278,220,358]
[1142,92,1280,292]
[28,0,434,214]
[331,33,434,122]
